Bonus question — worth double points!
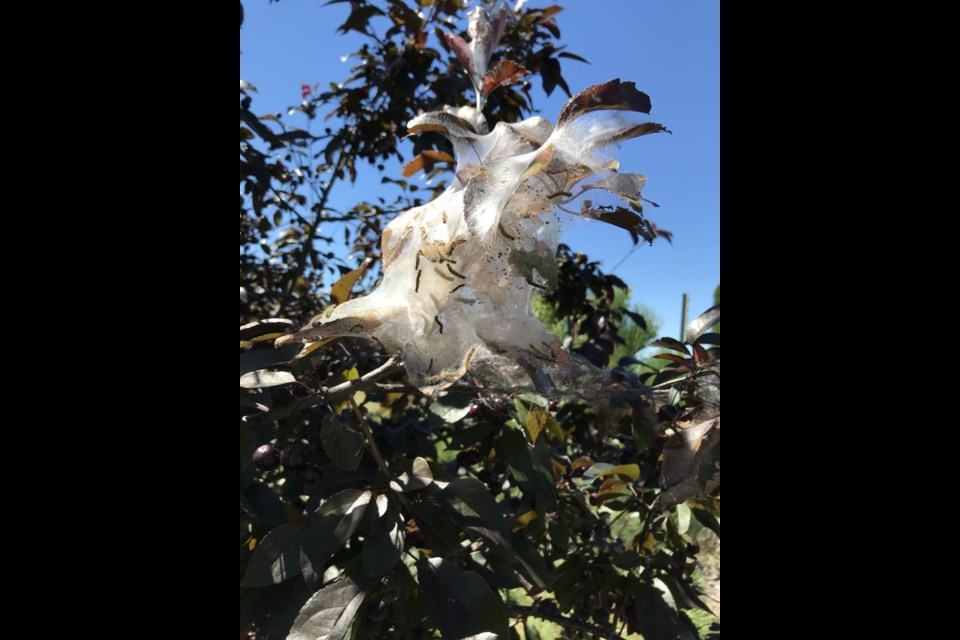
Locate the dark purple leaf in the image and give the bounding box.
[650,337,690,354]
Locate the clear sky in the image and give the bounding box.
[241,0,719,343]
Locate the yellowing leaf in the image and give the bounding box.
[511,509,538,531]
[598,463,640,482]
[239,332,282,348]
[599,478,626,492]
[294,336,339,359]
[526,406,549,443]
[402,150,456,177]
[331,258,373,304]
[571,456,594,472]
[641,533,656,553]
[551,459,567,477]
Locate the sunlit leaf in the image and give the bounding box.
[598,464,640,482]
[685,304,720,343]
[240,523,305,587]
[525,405,549,443]
[239,369,296,388]
[676,503,692,535]
[287,575,367,640]
[330,257,373,304]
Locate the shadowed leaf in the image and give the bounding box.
[321,414,364,470]
[650,337,690,354]
[418,557,510,640]
[300,490,372,588]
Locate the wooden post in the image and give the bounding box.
[680,293,688,341]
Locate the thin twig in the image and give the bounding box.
[242,355,403,426]
[507,604,624,640]
[349,395,397,484]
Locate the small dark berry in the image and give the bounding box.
[589,492,601,506]
[548,400,559,412]
[253,444,281,471]
[299,464,321,483]
[489,395,509,412]
[477,469,493,484]
[468,404,486,418]
[687,540,701,554]
[586,594,598,609]
[592,608,609,625]
[494,460,507,474]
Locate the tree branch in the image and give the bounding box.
[242,355,404,426]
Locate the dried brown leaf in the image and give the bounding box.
[482,59,527,97]
[401,150,457,177]
[557,79,653,127]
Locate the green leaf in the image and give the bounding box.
[446,423,494,450]
[321,414,364,470]
[301,490,372,588]
[497,428,557,512]
[287,575,367,640]
[418,558,510,640]
[598,463,640,482]
[429,393,474,423]
[692,508,721,538]
[440,477,512,550]
[524,618,543,640]
[676,504,692,535]
[510,531,550,590]
[241,523,305,587]
[633,583,680,640]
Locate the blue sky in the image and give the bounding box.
[241,0,719,343]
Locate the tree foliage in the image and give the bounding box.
[241,3,719,639]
